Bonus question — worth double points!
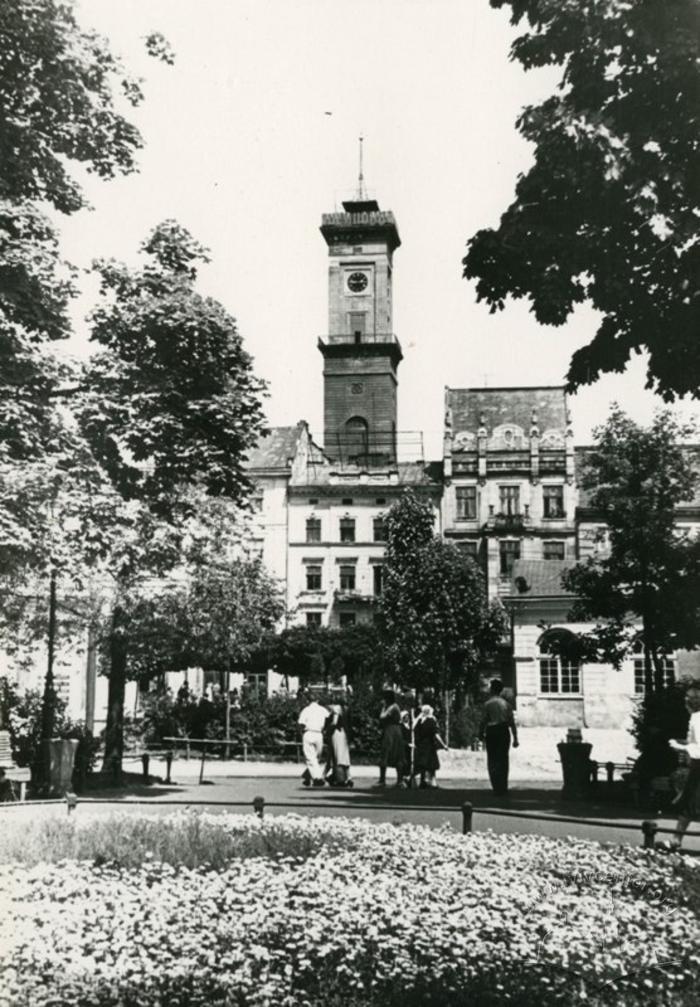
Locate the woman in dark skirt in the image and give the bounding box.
[413,705,447,788]
[378,689,406,787]
[669,686,700,849]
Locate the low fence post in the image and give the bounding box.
[253,795,265,820]
[165,750,173,785]
[243,743,248,763]
[590,760,599,786]
[641,820,658,849]
[462,801,473,835]
[141,753,150,783]
[66,792,77,816]
[605,761,615,787]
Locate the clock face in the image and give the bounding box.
[347,271,369,293]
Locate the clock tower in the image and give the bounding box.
[318,195,402,466]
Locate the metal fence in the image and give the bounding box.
[2,793,698,850]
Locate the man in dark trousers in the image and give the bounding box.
[480,679,519,796]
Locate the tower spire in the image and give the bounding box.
[357,134,366,200]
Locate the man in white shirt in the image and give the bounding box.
[298,694,329,787]
[479,679,519,796]
[669,686,700,849]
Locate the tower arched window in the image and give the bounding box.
[344,415,369,464]
[537,628,581,694]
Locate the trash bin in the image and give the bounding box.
[557,728,592,801]
[45,739,80,796]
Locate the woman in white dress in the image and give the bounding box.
[668,686,700,849]
[324,703,353,787]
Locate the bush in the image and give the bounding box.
[1,812,699,1006]
[135,684,387,759]
[450,701,483,748]
[5,683,91,775]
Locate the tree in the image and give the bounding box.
[0,2,171,466]
[268,623,387,691]
[464,0,700,401]
[0,2,172,753]
[0,1,171,213]
[379,490,507,698]
[166,499,284,677]
[552,407,700,693]
[77,223,267,774]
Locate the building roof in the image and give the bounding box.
[508,559,572,598]
[447,386,568,435]
[290,459,442,489]
[246,424,304,471]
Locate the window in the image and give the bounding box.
[342,498,354,506]
[306,612,322,628]
[305,565,322,591]
[373,516,386,542]
[499,539,520,576]
[456,486,477,521]
[373,565,383,596]
[499,485,520,516]
[538,629,581,694]
[349,312,366,338]
[306,517,321,543]
[344,417,368,463]
[459,541,479,560]
[339,612,356,627]
[375,497,386,505]
[539,658,580,694]
[340,517,356,543]
[244,672,267,700]
[543,540,565,561]
[309,497,318,505]
[543,485,565,519]
[633,653,675,694]
[339,565,356,591]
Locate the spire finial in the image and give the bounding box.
[357,134,365,200]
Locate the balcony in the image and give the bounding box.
[484,506,532,532]
[334,589,376,605]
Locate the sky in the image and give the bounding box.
[62,0,698,460]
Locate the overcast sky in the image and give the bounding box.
[63,0,697,459]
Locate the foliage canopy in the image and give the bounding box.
[464,0,700,400]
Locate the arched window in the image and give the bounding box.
[537,628,580,695]
[344,416,368,464]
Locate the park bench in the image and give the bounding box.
[0,732,30,801]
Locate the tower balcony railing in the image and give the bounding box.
[320,332,399,346]
[317,430,424,469]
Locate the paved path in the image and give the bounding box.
[19,772,695,855]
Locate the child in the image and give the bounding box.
[413,705,448,788]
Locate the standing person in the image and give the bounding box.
[479,679,519,796]
[298,693,329,788]
[668,686,700,849]
[378,689,406,787]
[324,702,353,787]
[413,705,448,788]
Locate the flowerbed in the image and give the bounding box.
[1,812,699,1006]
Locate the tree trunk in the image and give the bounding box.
[101,605,128,781]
